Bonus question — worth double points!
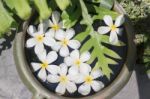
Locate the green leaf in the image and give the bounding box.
[93,6,119,20]
[0,0,15,38]
[100,0,114,9]
[67,0,124,79]
[55,0,71,10]
[75,28,123,79]
[61,1,81,29]
[99,34,126,46]
[33,0,52,21]
[91,0,101,3]
[4,0,32,20]
[79,0,93,26]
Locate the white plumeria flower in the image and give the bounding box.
[45,11,64,38]
[98,15,125,44]
[65,50,91,75]
[47,64,77,95]
[52,29,81,57]
[74,70,104,96]
[31,50,60,81]
[26,23,56,54]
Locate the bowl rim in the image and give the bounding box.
[13,1,136,99]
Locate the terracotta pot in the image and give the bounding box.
[13,1,136,99]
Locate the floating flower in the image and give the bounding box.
[47,63,77,95]
[26,23,56,54]
[75,70,104,96]
[45,11,64,38]
[31,50,60,81]
[65,50,91,75]
[52,29,81,57]
[98,15,125,44]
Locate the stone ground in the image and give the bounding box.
[0,38,150,99]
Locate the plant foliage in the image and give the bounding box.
[0,0,126,79]
[73,0,124,79]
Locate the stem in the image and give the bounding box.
[79,0,93,26]
[79,0,95,37]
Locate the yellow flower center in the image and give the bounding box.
[110,25,117,31]
[41,61,48,69]
[74,59,81,67]
[59,75,68,84]
[61,38,69,46]
[52,24,60,31]
[35,34,44,42]
[85,75,93,84]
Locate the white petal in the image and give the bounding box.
[46,65,60,75]
[69,74,84,84]
[48,19,54,27]
[51,42,61,52]
[34,43,45,55]
[43,19,50,29]
[56,83,66,95]
[38,69,47,81]
[103,15,113,26]
[67,74,74,81]
[31,63,41,71]
[78,83,91,96]
[37,50,46,62]
[38,23,47,34]
[80,51,91,62]
[55,29,65,40]
[58,21,64,28]
[66,82,77,93]
[45,29,55,38]
[26,38,37,48]
[47,75,59,83]
[46,51,58,64]
[91,81,104,92]
[109,31,118,44]
[98,26,111,34]
[59,46,69,57]
[91,69,103,79]
[65,28,75,39]
[60,63,68,75]
[43,37,55,47]
[69,66,79,76]
[27,25,36,37]
[68,40,80,49]
[70,50,80,59]
[116,28,123,36]
[64,57,74,66]
[52,11,60,25]
[115,15,125,27]
[80,63,91,75]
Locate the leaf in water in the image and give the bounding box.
[100,0,114,9]
[79,0,93,26]
[99,34,126,46]
[75,27,124,79]
[55,0,71,10]
[61,3,81,29]
[90,0,101,3]
[93,6,119,20]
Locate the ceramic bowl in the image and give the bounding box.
[13,1,136,99]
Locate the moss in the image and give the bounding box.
[120,0,150,73]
